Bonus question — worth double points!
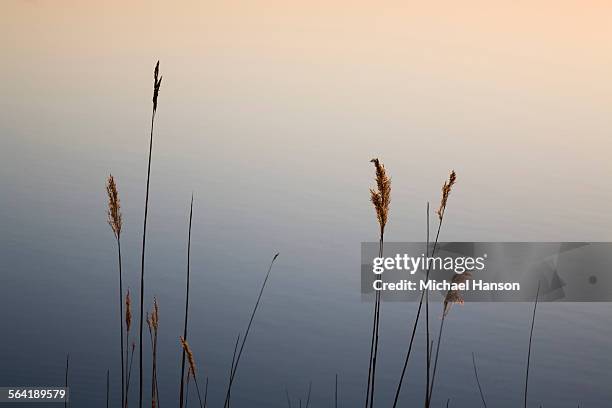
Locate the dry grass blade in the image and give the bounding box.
[180,195,194,408]
[106,175,122,239]
[180,336,204,408]
[365,158,391,408]
[140,60,162,408]
[180,337,197,378]
[524,282,540,408]
[126,290,132,333]
[393,171,458,408]
[436,170,456,221]
[223,253,280,408]
[369,158,391,235]
[107,174,125,407]
[429,272,472,403]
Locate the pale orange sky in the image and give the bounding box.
[2,0,612,240]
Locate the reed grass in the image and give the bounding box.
[180,336,204,408]
[140,61,162,408]
[223,253,280,408]
[524,282,540,408]
[392,170,456,408]
[365,158,391,408]
[147,298,160,408]
[429,272,472,403]
[106,174,125,407]
[472,352,488,408]
[180,195,194,408]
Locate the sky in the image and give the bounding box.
[2,0,612,243]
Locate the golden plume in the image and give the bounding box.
[369,158,391,235]
[153,61,162,112]
[180,336,197,378]
[125,289,132,333]
[436,170,457,221]
[106,175,122,239]
[443,271,471,316]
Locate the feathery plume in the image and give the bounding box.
[180,336,197,378]
[152,297,159,331]
[126,290,132,333]
[369,158,391,235]
[153,61,162,113]
[106,175,122,239]
[443,272,472,316]
[436,170,456,220]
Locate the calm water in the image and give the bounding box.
[1,129,611,407]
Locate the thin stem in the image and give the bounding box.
[524,282,540,408]
[140,61,160,408]
[285,388,292,408]
[124,330,131,408]
[428,313,446,402]
[193,375,204,408]
[185,378,190,408]
[366,233,384,408]
[180,195,194,408]
[117,238,125,408]
[472,352,488,408]
[227,332,241,408]
[203,377,208,408]
[107,369,110,408]
[223,253,280,408]
[126,344,136,408]
[335,374,338,408]
[425,203,431,408]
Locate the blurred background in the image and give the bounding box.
[1,1,611,406]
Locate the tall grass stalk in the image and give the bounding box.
[524,282,540,408]
[392,171,456,408]
[106,175,125,407]
[223,253,280,408]
[425,202,431,408]
[365,158,391,408]
[429,272,471,403]
[140,61,162,408]
[180,195,194,408]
